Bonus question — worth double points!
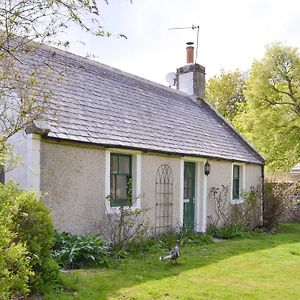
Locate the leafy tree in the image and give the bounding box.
[234,43,300,173]
[205,69,246,121]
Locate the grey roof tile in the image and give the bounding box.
[24,46,264,164]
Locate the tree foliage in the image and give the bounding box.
[0,0,129,164]
[233,43,300,173]
[205,69,246,121]
[0,0,110,53]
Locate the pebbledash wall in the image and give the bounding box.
[39,139,182,234]
[206,161,262,223]
[34,137,263,235]
[40,140,106,234]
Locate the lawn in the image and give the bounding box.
[46,223,300,300]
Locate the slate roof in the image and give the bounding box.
[25,46,264,165]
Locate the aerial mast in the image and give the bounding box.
[168,25,200,63]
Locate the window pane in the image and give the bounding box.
[111,155,118,173]
[118,155,130,174]
[232,166,240,199]
[233,165,240,179]
[184,188,188,199]
[184,177,187,188]
[188,178,192,190]
[233,179,239,199]
[115,175,128,200]
[110,175,116,198]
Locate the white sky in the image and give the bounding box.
[66,0,300,85]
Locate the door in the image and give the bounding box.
[183,162,195,229]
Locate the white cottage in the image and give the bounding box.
[6,43,265,234]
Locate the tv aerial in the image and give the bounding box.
[168,25,200,63]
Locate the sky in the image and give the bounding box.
[66,0,300,85]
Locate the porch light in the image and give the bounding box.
[204,161,211,176]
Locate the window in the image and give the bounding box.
[0,165,4,184]
[232,163,245,202]
[232,165,240,199]
[110,153,132,207]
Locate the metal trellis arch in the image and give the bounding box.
[155,164,173,233]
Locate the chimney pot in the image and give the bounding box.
[186,42,194,64]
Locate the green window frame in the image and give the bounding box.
[0,165,4,184]
[232,165,240,200]
[110,153,132,207]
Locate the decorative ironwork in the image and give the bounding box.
[155,164,173,233]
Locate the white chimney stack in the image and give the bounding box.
[176,42,206,100]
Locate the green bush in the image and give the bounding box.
[263,181,298,230]
[121,234,170,256]
[0,182,60,293]
[207,223,245,239]
[178,227,213,246]
[120,228,213,257]
[52,232,110,269]
[0,206,33,300]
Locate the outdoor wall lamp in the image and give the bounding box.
[204,161,211,176]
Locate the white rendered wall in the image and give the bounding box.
[206,160,262,227]
[6,131,40,192]
[25,137,263,234]
[177,72,193,96]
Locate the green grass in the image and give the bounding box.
[46,223,300,300]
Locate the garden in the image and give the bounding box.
[1,181,299,299]
[47,223,300,299]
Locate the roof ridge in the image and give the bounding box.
[39,43,188,98]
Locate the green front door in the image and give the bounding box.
[183,162,195,229]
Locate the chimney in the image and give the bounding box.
[176,42,206,100]
[186,42,194,64]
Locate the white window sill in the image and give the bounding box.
[105,205,142,214]
[105,196,141,214]
[230,197,244,205]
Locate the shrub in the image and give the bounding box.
[0,207,33,299]
[100,180,149,250]
[207,184,263,239]
[178,226,213,246]
[208,186,231,228]
[207,223,245,239]
[263,181,298,230]
[121,232,176,256]
[52,232,110,269]
[100,198,149,249]
[0,182,60,293]
[230,186,262,228]
[120,226,213,257]
[208,185,262,230]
